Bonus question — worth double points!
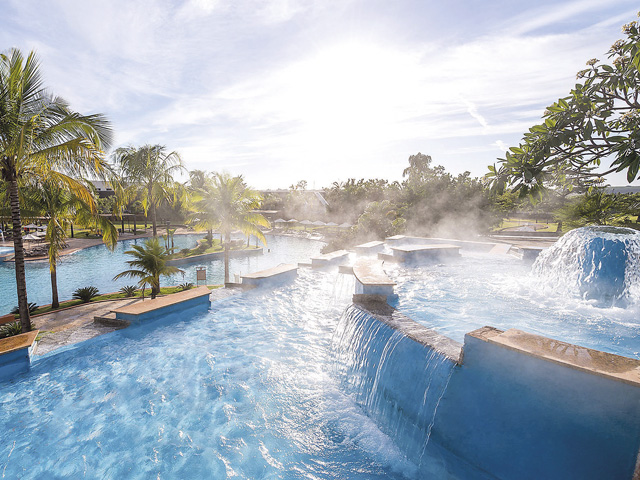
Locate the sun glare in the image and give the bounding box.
[277,42,422,159]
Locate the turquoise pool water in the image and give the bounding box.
[388,252,640,359]
[0,234,323,315]
[0,270,478,479]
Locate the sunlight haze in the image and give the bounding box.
[1,0,638,187]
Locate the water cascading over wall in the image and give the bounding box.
[334,300,640,480]
[332,303,462,470]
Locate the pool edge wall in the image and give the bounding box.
[114,288,211,324]
[434,328,640,480]
[350,300,640,480]
[0,330,39,383]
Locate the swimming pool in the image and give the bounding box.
[387,252,640,359]
[0,269,489,479]
[0,234,323,315]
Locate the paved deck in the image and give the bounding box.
[32,298,142,355]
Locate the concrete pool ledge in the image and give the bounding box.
[468,326,640,387]
[241,264,298,287]
[385,235,496,252]
[310,250,349,268]
[345,300,640,479]
[380,244,461,263]
[112,286,212,323]
[0,330,39,382]
[352,259,396,301]
[353,298,463,363]
[354,241,385,255]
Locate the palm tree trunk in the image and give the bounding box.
[51,265,59,309]
[148,182,157,237]
[8,176,31,332]
[224,229,230,284]
[152,201,158,237]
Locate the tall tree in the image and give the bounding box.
[113,237,183,299]
[21,181,118,308]
[113,145,185,237]
[197,173,269,283]
[0,49,112,331]
[488,16,640,196]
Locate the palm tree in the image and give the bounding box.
[113,145,185,237]
[21,180,118,308]
[0,49,112,331]
[113,237,184,299]
[193,173,270,284]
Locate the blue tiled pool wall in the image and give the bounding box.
[436,334,640,480]
[0,343,34,383]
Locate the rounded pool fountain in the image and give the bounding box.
[533,226,640,304]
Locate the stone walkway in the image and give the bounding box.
[32,298,141,355]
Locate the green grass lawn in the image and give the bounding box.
[493,218,559,233]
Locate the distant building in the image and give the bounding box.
[90,180,115,198]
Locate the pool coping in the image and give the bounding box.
[352,259,396,287]
[468,326,640,388]
[0,330,39,357]
[112,286,212,316]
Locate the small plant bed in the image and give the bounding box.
[9,285,223,318]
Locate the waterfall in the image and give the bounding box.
[332,304,456,466]
[533,226,640,304]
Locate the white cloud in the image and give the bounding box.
[492,140,509,152]
[2,0,638,187]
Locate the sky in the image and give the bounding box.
[1,0,639,189]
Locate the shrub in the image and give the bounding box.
[180,248,191,255]
[120,285,137,297]
[179,282,195,291]
[0,321,22,338]
[72,286,99,303]
[11,302,38,315]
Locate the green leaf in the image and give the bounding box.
[584,121,593,139]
